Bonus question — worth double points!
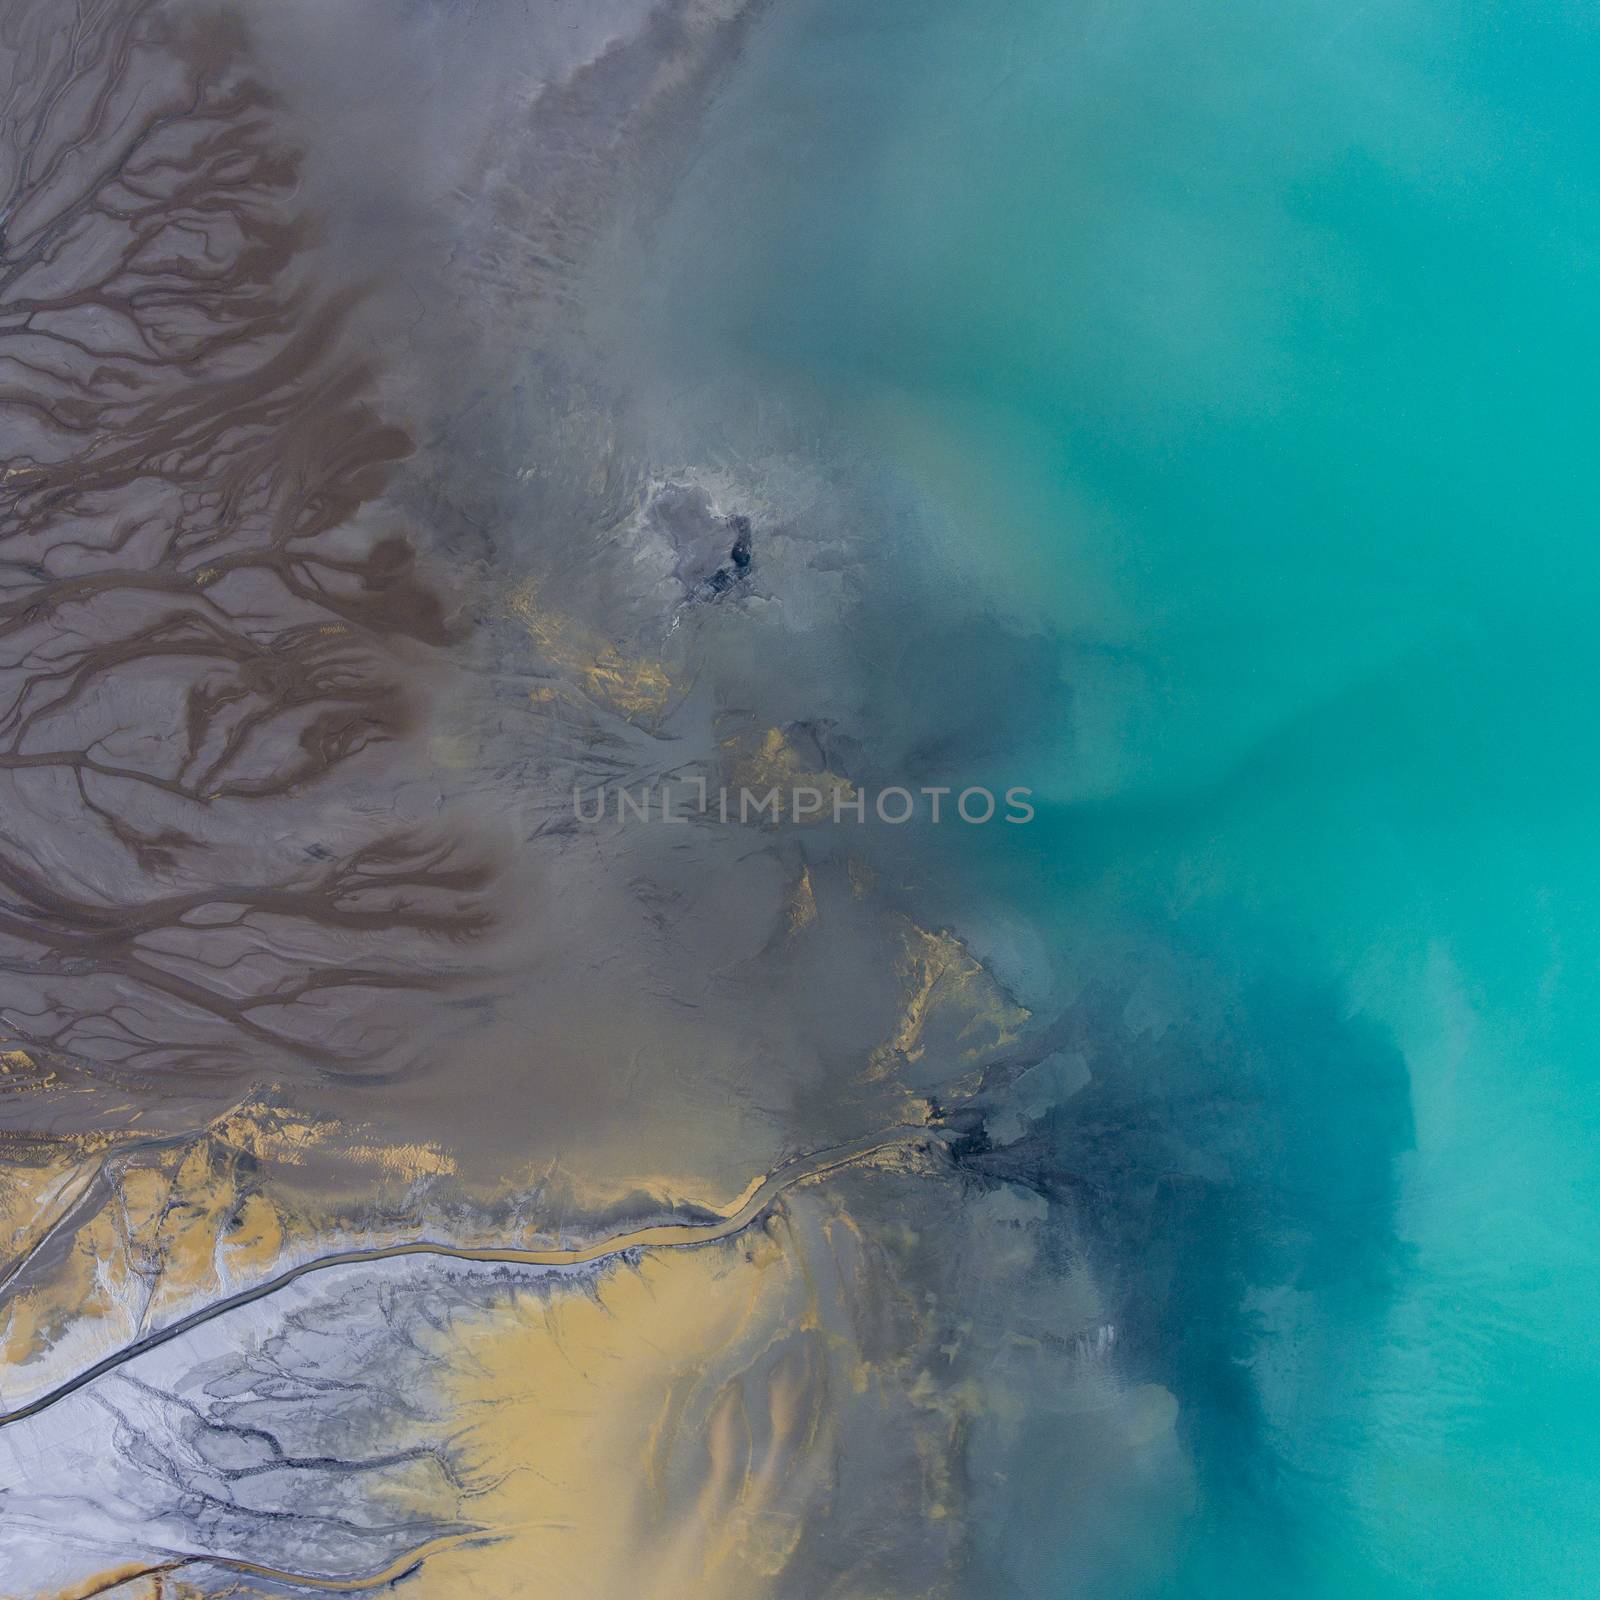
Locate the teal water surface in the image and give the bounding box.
[640,2,1600,1594]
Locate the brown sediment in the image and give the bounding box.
[0,0,494,1094]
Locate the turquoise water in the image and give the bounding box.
[643,1,1600,1594]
